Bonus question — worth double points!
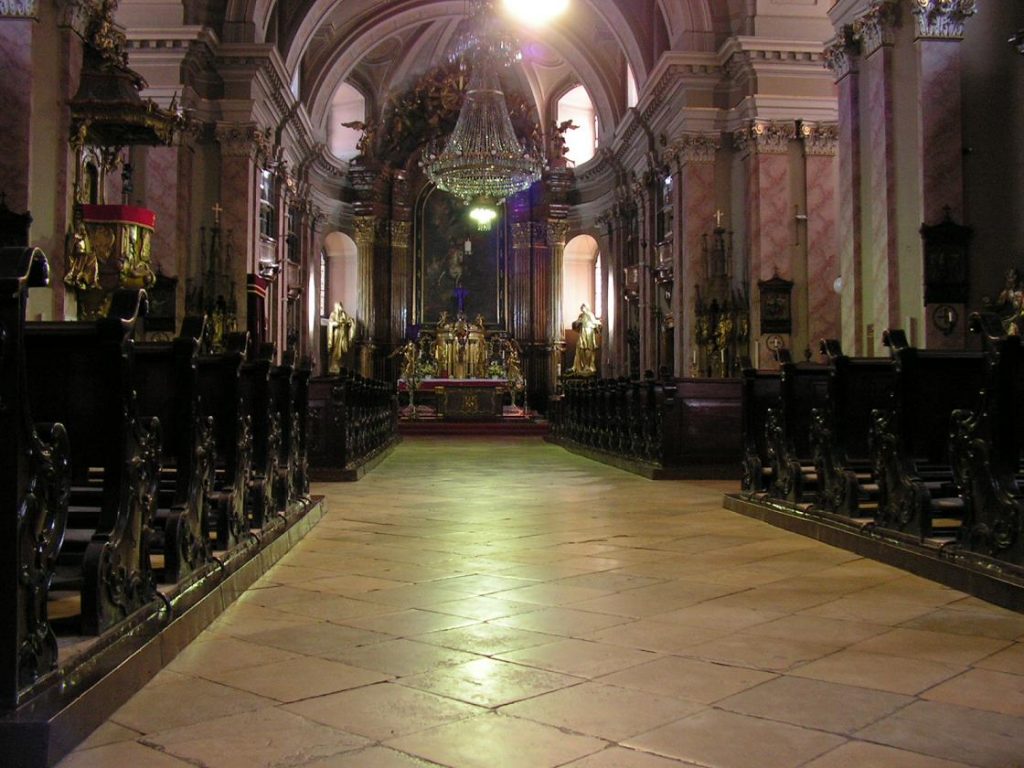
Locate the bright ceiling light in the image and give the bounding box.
[469,199,499,230]
[501,0,569,27]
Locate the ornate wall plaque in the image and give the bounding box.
[758,272,794,334]
[921,209,971,304]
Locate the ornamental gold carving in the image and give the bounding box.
[354,216,376,248]
[800,122,839,157]
[735,121,797,156]
[913,0,976,40]
[215,123,273,161]
[669,134,720,165]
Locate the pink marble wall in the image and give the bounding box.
[753,154,792,281]
[918,40,963,223]
[838,74,863,354]
[864,48,900,345]
[0,22,33,212]
[219,154,257,321]
[806,153,840,345]
[679,160,717,376]
[146,146,184,277]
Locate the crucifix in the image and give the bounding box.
[212,203,223,226]
[714,209,725,229]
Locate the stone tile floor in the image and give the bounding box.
[58,437,1024,768]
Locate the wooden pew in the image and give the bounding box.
[764,358,830,502]
[133,317,214,582]
[269,350,298,510]
[870,338,986,540]
[949,317,1024,564]
[241,344,281,529]
[0,247,70,702]
[195,332,252,551]
[810,340,895,519]
[741,367,781,493]
[291,358,311,497]
[25,290,160,635]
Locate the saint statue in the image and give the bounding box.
[570,303,601,376]
[327,301,355,374]
[64,205,99,290]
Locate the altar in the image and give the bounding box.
[399,378,509,421]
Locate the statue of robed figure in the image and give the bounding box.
[327,302,355,374]
[570,303,601,376]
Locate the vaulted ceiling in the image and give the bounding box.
[216,0,726,143]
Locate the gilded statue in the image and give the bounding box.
[327,301,355,374]
[64,205,99,290]
[570,303,601,376]
[997,267,1024,336]
[503,338,524,387]
[391,339,419,382]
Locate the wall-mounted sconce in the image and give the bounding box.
[793,205,808,246]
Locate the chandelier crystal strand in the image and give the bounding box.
[424,0,543,204]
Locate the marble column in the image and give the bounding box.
[548,218,568,382]
[826,30,864,355]
[216,123,267,327]
[736,120,796,367]
[854,2,900,353]
[801,123,841,348]
[0,18,34,212]
[914,0,975,349]
[636,180,658,375]
[670,134,719,378]
[354,215,376,377]
[144,144,193,281]
[389,219,411,345]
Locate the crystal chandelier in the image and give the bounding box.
[423,0,543,205]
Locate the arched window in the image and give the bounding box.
[322,231,359,321]
[556,85,597,166]
[562,234,600,330]
[626,63,638,109]
[328,82,366,161]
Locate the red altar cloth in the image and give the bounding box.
[81,204,157,229]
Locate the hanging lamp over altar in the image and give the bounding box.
[422,0,544,208]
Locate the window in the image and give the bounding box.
[259,169,277,240]
[626,63,638,109]
[328,82,366,161]
[319,250,328,317]
[556,85,597,166]
[286,206,301,263]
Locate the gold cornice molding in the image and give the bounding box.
[734,120,797,156]
[667,133,720,166]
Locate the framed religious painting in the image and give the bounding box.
[757,271,793,335]
[413,187,508,329]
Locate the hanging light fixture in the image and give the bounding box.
[423,0,544,217]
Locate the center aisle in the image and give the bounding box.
[60,437,1024,768]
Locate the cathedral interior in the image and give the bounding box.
[3,0,1024,766]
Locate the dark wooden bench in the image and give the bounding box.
[741,367,781,492]
[0,247,70,702]
[870,338,986,540]
[810,340,895,519]
[949,316,1024,564]
[764,358,830,502]
[25,290,160,635]
[269,351,297,510]
[196,332,252,550]
[291,358,311,497]
[133,317,214,581]
[240,344,281,529]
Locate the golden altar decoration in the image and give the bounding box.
[433,312,491,379]
[66,203,157,320]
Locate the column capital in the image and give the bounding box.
[215,122,273,161]
[852,0,901,57]
[1,1,37,18]
[800,122,839,157]
[734,120,797,156]
[390,220,411,245]
[353,215,376,247]
[667,133,720,167]
[912,0,976,41]
[824,26,860,81]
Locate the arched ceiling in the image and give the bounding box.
[222,0,718,144]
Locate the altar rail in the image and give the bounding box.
[307,368,400,480]
[548,373,742,479]
[0,247,322,768]
[734,331,1024,610]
